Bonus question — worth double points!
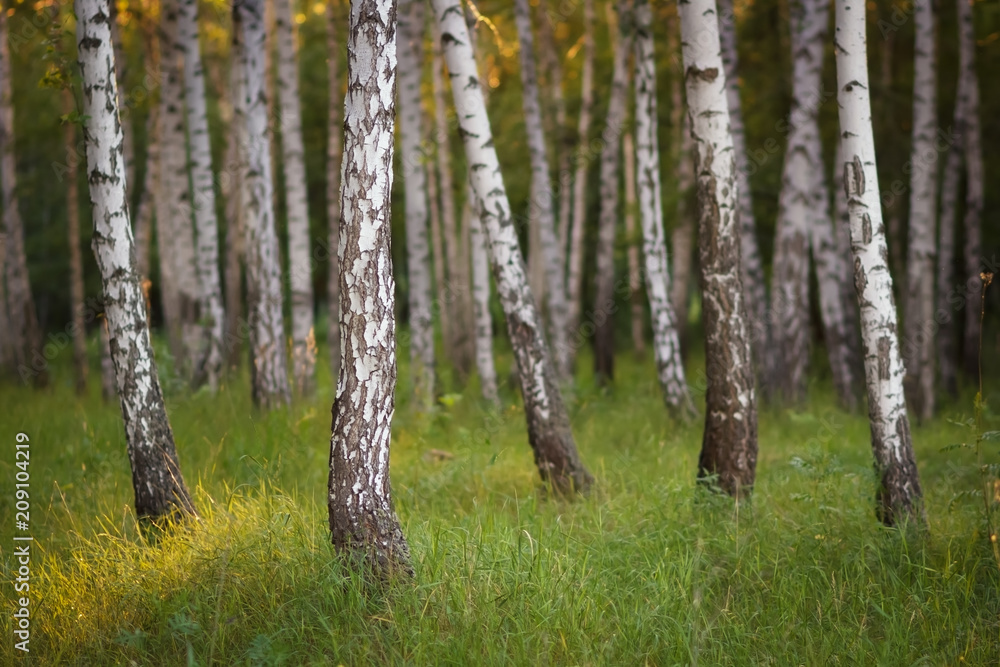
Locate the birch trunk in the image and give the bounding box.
[235,0,291,409]
[76,0,196,521]
[64,89,88,394]
[670,95,695,336]
[398,0,436,408]
[902,0,939,421]
[935,127,962,396]
[274,0,317,395]
[680,0,758,498]
[593,17,632,384]
[427,157,450,358]
[133,101,159,284]
[717,0,768,377]
[834,0,924,525]
[832,137,862,379]
[514,0,571,380]
[109,1,134,205]
[433,0,593,494]
[623,130,644,356]
[327,0,343,386]
[0,6,45,387]
[223,54,246,368]
[179,0,225,392]
[565,0,595,344]
[634,0,694,416]
[470,201,500,407]
[958,0,983,377]
[328,0,411,575]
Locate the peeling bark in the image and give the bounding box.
[76,0,196,521]
[432,0,592,494]
[328,0,411,575]
[680,0,758,498]
[834,0,924,526]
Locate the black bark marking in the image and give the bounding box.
[861,212,872,244]
[686,65,719,83]
[877,336,891,380]
[849,155,865,195]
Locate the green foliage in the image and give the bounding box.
[1,342,999,664]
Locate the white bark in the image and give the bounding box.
[623,131,644,356]
[680,0,758,497]
[274,0,317,395]
[327,0,343,387]
[76,0,195,520]
[398,0,436,408]
[235,0,290,409]
[432,0,592,494]
[328,0,410,574]
[634,0,694,416]
[514,0,571,380]
[834,0,923,525]
[565,0,595,343]
[179,0,225,392]
[223,55,246,367]
[469,196,499,407]
[902,0,939,421]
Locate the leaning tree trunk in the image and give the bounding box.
[957,0,983,378]
[327,0,343,386]
[64,88,88,394]
[433,0,593,494]
[179,0,225,392]
[0,5,45,387]
[680,0,758,498]
[398,0,436,408]
[565,0,595,345]
[593,15,632,385]
[623,131,645,356]
[328,0,411,576]
[834,0,924,526]
[514,0,571,380]
[274,0,317,395]
[832,138,863,386]
[76,0,196,521]
[634,0,694,416]
[935,115,963,397]
[717,0,768,379]
[902,0,939,421]
[235,0,291,409]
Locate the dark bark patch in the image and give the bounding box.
[877,336,891,380]
[861,212,872,244]
[848,155,865,195]
[686,66,719,83]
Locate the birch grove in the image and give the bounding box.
[834,0,924,525]
[76,0,196,521]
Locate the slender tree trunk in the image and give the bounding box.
[235,0,291,409]
[179,0,225,392]
[433,0,593,494]
[717,0,768,379]
[398,0,436,408]
[223,53,246,368]
[670,93,695,337]
[935,122,962,397]
[109,1,135,205]
[327,0,343,387]
[680,0,758,498]
[76,0,196,521]
[565,0,595,345]
[835,0,924,526]
[634,0,694,416]
[0,6,45,387]
[832,137,863,383]
[328,0,411,576]
[514,0,571,380]
[901,0,939,421]
[64,89,89,394]
[134,102,159,285]
[957,0,983,377]
[469,201,500,407]
[623,131,645,356]
[427,156,450,358]
[593,14,632,384]
[273,0,317,395]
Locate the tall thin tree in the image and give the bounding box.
[327,0,343,386]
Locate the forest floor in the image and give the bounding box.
[1,334,999,664]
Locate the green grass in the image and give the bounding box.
[1,337,999,665]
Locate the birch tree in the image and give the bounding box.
[179,0,225,391]
[623,131,644,356]
[935,112,963,396]
[565,0,595,344]
[834,0,924,525]
[327,0,343,386]
[328,0,411,575]
[223,57,246,367]
[76,0,196,521]
[398,0,436,407]
[0,5,44,387]
[901,0,939,421]
[634,0,694,416]
[679,0,758,498]
[717,0,768,377]
[593,12,632,384]
[514,0,571,380]
[235,0,291,409]
[433,0,593,494]
[275,0,317,395]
